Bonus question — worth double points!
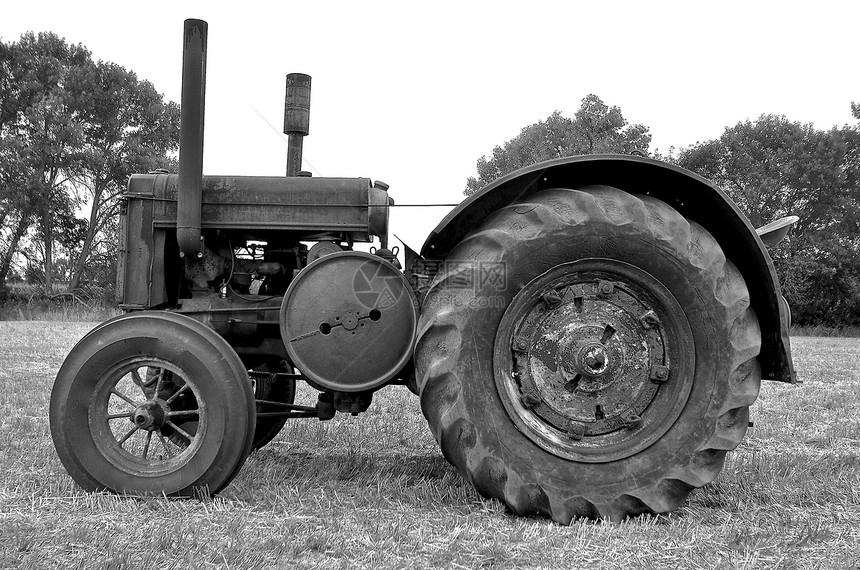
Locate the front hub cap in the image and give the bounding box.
[132,400,168,431]
[494,259,694,463]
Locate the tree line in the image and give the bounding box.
[0,31,178,302]
[2,31,858,326]
[464,96,860,327]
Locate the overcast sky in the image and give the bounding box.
[3,1,858,252]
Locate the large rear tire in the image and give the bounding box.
[415,186,762,522]
[50,311,256,497]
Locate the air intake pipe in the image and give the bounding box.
[284,73,311,177]
[177,18,207,258]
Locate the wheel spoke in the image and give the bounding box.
[153,369,166,394]
[107,411,134,420]
[156,432,175,457]
[111,388,138,407]
[130,368,148,397]
[165,384,190,405]
[166,421,193,441]
[117,425,139,446]
[167,409,199,418]
[141,430,153,458]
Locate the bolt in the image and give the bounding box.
[624,414,643,430]
[514,337,529,351]
[585,352,606,368]
[650,365,670,383]
[567,421,586,440]
[541,290,563,308]
[639,310,660,329]
[598,280,614,295]
[521,389,541,409]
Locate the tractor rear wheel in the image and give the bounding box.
[50,311,256,497]
[415,185,762,522]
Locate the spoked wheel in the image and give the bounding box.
[415,185,762,522]
[50,311,256,496]
[250,359,297,451]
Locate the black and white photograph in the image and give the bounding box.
[1,1,858,568]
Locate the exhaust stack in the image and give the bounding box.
[177,18,207,258]
[284,73,311,177]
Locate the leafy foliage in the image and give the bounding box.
[0,31,179,297]
[678,113,860,326]
[464,95,650,195]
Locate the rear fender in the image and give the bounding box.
[421,155,795,383]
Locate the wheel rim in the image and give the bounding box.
[89,357,207,476]
[493,259,695,463]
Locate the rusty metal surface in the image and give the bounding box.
[126,173,389,242]
[177,19,207,259]
[284,73,311,177]
[280,251,418,392]
[494,259,695,463]
[423,154,795,384]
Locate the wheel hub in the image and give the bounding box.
[494,259,694,463]
[132,399,168,431]
[575,343,609,377]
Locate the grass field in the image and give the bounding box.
[0,322,858,569]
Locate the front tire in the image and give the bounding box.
[50,311,256,497]
[415,186,762,522]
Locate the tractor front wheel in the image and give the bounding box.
[50,311,256,496]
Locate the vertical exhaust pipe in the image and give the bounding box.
[177,18,207,258]
[284,73,311,177]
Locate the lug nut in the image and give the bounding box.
[567,421,586,440]
[521,389,541,408]
[624,414,643,430]
[598,280,614,295]
[515,337,529,351]
[650,365,670,383]
[639,310,660,329]
[541,290,563,308]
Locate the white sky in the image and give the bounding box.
[2,0,858,253]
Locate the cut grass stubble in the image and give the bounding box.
[0,322,858,569]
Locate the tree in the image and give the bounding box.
[678,112,860,326]
[0,32,91,291]
[0,31,179,295]
[64,60,179,293]
[464,94,651,195]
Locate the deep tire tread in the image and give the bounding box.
[416,186,762,523]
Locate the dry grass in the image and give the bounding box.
[0,322,858,569]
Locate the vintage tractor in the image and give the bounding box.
[49,19,797,523]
